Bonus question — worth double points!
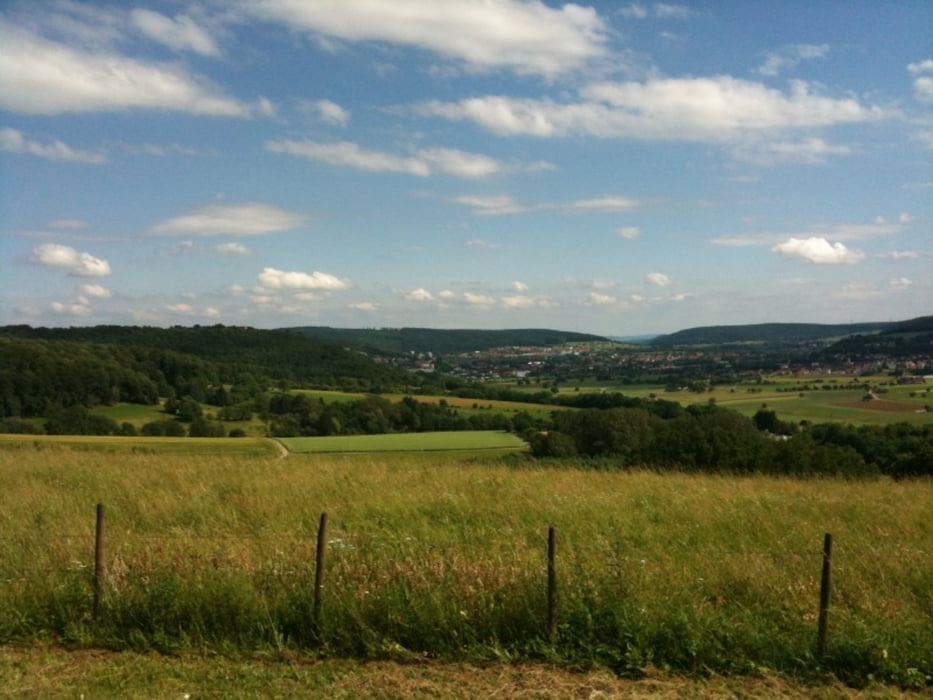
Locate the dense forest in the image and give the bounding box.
[652,322,891,348]
[285,326,607,355]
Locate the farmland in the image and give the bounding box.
[0,445,929,690]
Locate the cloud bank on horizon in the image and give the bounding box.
[1,0,930,335]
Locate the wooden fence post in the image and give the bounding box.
[93,503,105,620]
[313,512,328,637]
[817,532,833,659]
[547,525,557,643]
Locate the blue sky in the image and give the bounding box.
[1,0,930,336]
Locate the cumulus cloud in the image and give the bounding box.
[417,77,884,142]
[772,237,865,264]
[618,226,641,239]
[756,44,829,77]
[130,9,220,56]
[34,243,111,277]
[0,19,252,116]
[588,291,617,305]
[404,288,434,301]
[1,127,106,163]
[79,284,111,298]
[463,292,496,306]
[51,299,91,316]
[257,267,349,291]
[244,0,608,78]
[512,281,529,292]
[713,218,906,247]
[149,202,306,237]
[620,3,692,20]
[908,60,933,103]
[646,271,671,286]
[348,301,377,311]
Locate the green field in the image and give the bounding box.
[553,375,932,426]
[280,430,528,453]
[0,446,929,689]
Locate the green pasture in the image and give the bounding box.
[0,433,280,456]
[280,430,528,454]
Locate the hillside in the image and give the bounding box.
[284,326,607,355]
[651,321,891,348]
[0,325,408,393]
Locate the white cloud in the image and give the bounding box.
[404,288,434,301]
[913,76,933,103]
[465,238,501,249]
[646,271,671,286]
[50,300,91,316]
[463,292,496,306]
[571,195,641,212]
[512,281,529,292]
[300,99,351,126]
[772,237,865,264]
[130,9,220,56]
[908,59,933,74]
[150,203,306,237]
[244,0,608,78]
[418,77,884,142]
[502,294,552,309]
[1,127,106,163]
[618,226,641,239]
[257,267,349,291]
[0,20,250,116]
[890,277,912,290]
[588,292,617,305]
[451,194,528,216]
[877,250,920,260]
[733,137,851,165]
[80,284,111,298]
[34,243,111,277]
[713,218,906,247]
[49,219,88,229]
[620,3,692,20]
[266,139,537,178]
[166,303,195,314]
[756,44,829,77]
[216,242,252,256]
[348,301,377,311]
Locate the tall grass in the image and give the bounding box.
[0,446,929,687]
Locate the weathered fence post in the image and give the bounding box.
[313,512,328,637]
[817,532,833,659]
[547,525,557,643]
[93,503,105,620]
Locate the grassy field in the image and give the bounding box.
[280,430,527,454]
[0,446,929,690]
[0,433,281,456]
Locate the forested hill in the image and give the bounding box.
[284,327,608,355]
[817,315,933,360]
[0,325,407,390]
[651,321,892,348]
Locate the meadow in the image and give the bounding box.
[0,444,929,689]
[280,430,527,454]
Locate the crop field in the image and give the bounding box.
[280,430,528,454]
[0,446,929,690]
[556,375,932,426]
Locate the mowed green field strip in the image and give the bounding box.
[280,430,528,453]
[0,433,281,456]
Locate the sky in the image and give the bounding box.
[1,0,930,337]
